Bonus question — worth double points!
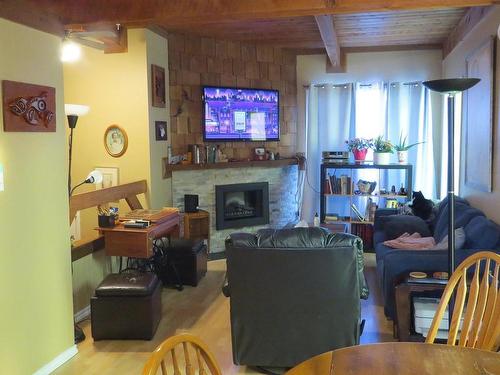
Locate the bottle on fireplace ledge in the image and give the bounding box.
[313,212,320,227]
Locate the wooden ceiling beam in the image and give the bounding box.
[442,6,494,58]
[315,14,343,71]
[1,0,496,34]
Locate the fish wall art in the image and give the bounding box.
[2,80,56,132]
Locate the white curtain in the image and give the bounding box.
[302,84,354,221]
[387,83,436,198]
[302,81,438,222]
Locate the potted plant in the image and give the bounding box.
[394,134,424,164]
[371,136,394,165]
[345,138,373,162]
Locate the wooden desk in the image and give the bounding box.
[285,342,500,375]
[98,212,180,258]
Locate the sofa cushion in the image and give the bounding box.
[432,227,466,250]
[378,215,431,240]
[464,216,500,249]
[433,203,484,242]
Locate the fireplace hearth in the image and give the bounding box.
[215,182,269,230]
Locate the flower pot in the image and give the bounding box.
[352,149,368,161]
[397,150,408,164]
[373,152,391,165]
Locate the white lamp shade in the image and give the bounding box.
[65,104,90,117]
[86,170,103,184]
[61,40,81,63]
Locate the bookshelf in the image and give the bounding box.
[320,162,413,250]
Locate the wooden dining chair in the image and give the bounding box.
[142,333,223,375]
[425,251,500,351]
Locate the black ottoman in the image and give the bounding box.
[166,239,207,287]
[90,272,161,340]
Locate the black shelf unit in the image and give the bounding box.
[320,162,413,249]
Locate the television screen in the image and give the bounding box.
[203,86,279,141]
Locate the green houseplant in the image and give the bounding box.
[395,134,424,164]
[371,136,394,165]
[345,138,374,161]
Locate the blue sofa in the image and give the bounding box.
[374,195,500,320]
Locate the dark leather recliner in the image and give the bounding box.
[225,227,368,368]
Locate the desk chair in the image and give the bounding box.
[142,333,222,375]
[425,251,500,350]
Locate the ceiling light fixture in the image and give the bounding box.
[61,37,81,63]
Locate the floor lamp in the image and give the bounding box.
[422,78,480,326]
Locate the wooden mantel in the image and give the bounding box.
[162,158,299,178]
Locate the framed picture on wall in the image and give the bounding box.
[152,64,166,108]
[94,167,119,190]
[465,36,495,192]
[155,121,167,141]
[104,124,128,157]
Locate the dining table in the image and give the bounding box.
[284,342,500,375]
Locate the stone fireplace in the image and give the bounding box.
[215,182,269,230]
[171,163,298,252]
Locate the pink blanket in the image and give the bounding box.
[383,232,436,250]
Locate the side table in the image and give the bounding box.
[394,275,447,341]
[183,209,210,253]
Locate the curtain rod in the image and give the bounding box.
[306,81,422,88]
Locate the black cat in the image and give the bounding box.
[409,191,434,220]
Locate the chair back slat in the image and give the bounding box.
[142,333,222,375]
[482,264,500,350]
[161,360,168,375]
[426,251,500,351]
[458,260,480,346]
[195,348,207,375]
[448,270,467,345]
[182,342,194,375]
[468,259,491,347]
[171,348,182,375]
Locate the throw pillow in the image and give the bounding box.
[464,216,500,249]
[379,214,431,240]
[432,227,466,250]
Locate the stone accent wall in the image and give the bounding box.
[167,33,298,160]
[172,166,299,252]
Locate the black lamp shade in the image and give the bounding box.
[67,114,78,129]
[423,78,480,93]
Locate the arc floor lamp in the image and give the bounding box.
[422,79,480,277]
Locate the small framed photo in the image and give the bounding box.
[104,124,128,157]
[155,121,168,141]
[152,64,166,108]
[94,167,119,190]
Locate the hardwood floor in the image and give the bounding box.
[54,254,394,374]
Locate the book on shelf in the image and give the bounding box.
[325,213,339,221]
[326,173,351,195]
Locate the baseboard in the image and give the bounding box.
[33,345,78,375]
[74,305,91,323]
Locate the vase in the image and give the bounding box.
[352,149,368,162]
[373,152,391,165]
[397,151,408,164]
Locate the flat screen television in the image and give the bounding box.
[202,86,279,142]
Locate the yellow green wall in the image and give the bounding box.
[0,19,74,374]
[64,29,170,313]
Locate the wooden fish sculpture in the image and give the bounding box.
[9,92,54,127]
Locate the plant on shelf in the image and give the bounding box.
[394,134,424,164]
[371,136,394,165]
[345,137,373,162]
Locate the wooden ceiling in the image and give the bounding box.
[0,0,496,69]
[161,8,467,49]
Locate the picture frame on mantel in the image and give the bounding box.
[465,36,495,192]
[151,64,166,108]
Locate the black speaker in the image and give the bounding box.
[184,194,199,213]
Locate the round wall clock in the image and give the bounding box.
[104,124,128,157]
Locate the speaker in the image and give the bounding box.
[184,194,199,213]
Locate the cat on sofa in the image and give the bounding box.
[409,191,434,221]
